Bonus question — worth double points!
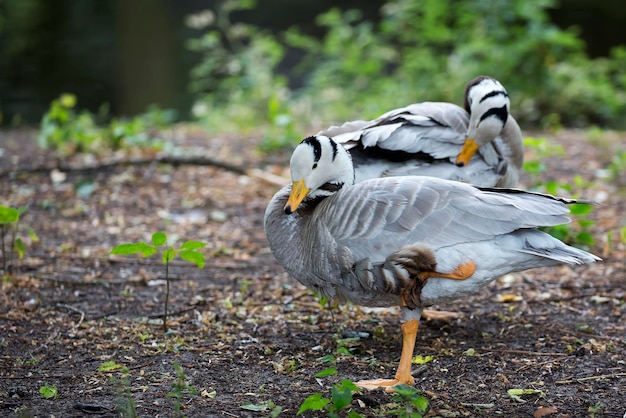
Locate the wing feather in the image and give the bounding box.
[315,176,573,260]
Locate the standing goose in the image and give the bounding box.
[318,76,523,187]
[264,135,600,391]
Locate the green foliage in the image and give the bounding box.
[387,385,429,418]
[187,0,626,140]
[167,362,198,418]
[38,94,175,156]
[186,0,290,136]
[0,205,38,276]
[297,380,362,417]
[521,137,598,249]
[39,384,58,399]
[112,377,138,418]
[111,232,207,331]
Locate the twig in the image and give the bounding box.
[56,303,85,331]
[478,348,568,357]
[556,372,626,384]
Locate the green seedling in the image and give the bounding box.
[0,205,38,276]
[388,384,430,418]
[111,232,206,332]
[38,93,173,156]
[167,362,198,418]
[297,379,363,417]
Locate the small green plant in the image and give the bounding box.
[38,93,174,156]
[167,362,198,418]
[0,205,38,276]
[387,385,429,418]
[112,376,138,418]
[588,402,603,418]
[111,232,206,332]
[297,380,363,417]
[39,384,58,399]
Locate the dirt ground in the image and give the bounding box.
[0,127,625,418]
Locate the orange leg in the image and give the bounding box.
[356,319,419,392]
[401,260,476,308]
[419,261,475,320]
[417,260,476,281]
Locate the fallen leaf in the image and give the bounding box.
[534,406,558,418]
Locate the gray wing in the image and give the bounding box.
[318,102,469,160]
[315,176,574,260]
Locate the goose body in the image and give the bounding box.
[264,135,600,390]
[318,76,524,187]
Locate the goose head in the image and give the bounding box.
[456,76,511,167]
[284,135,355,214]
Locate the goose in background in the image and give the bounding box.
[264,135,600,390]
[318,76,523,188]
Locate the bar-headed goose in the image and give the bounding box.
[264,135,599,391]
[318,76,523,187]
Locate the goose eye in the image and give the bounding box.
[312,163,318,169]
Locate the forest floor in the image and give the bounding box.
[0,126,625,418]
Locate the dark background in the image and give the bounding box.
[1,0,625,125]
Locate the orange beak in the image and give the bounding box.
[456,138,479,167]
[284,179,310,214]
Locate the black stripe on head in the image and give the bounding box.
[329,137,339,161]
[464,75,492,111]
[479,104,508,124]
[479,89,509,103]
[302,136,322,162]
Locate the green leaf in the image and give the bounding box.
[59,93,77,108]
[569,203,593,216]
[319,354,336,363]
[241,400,275,411]
[162,248,178,264]
[14,238,26,258]
[297,393,330,415]
[152,232,167,246]
[315,367,337,377]
[415,395,429,413]
[98,360,124,372]
[412,354,434,364]
[28,226,39,243]
[575,232,595,246]
[331,383,353,411]
[0,205,19,224]
[75,179,96,198]
[39,384,58,399]
[180,240,207,250]
[180,249,206,269]
[507,388,545,403]
[111,242,156,258]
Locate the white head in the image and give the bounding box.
[284,135,354,214]
[456,76,511,167]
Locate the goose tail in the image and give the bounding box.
[517,231,601,265]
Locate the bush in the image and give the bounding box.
[186,0,626,144]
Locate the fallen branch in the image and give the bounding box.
[1,156,289,186]
[556,372,626,384]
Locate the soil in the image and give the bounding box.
[0,127,625,418]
